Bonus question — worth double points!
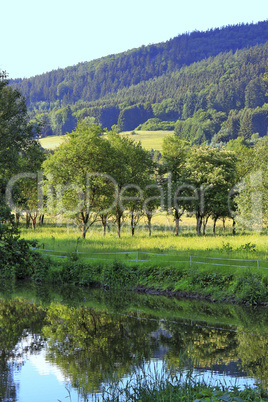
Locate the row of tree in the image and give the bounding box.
[39,124,267,238]
[1,70,268,239]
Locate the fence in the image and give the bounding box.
[31,248,268,270]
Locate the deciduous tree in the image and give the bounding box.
[43,123,115,238]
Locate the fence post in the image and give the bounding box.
[257,260,259,269]
[136,251,138,263]
[190,255,192,267]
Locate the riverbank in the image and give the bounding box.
[10,251,265,306]
[4,225,268,306]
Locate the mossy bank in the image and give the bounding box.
[3,252,267,306]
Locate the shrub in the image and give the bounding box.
[234,271,268,304]
[102,261,137,289]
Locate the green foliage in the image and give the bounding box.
[136,118,176,131]
[235,136,268,229]
[0,71,40,177]
[264,65,268,96]
[174,109,227,144]
[181,146,237,235]
[0,205,50,281]
[49,105,77,136]
[221,242,257,253]
[234,271,268,304]
[9,22,268,141]
[0,71,48,279]
[102,261,137,289]
[43,122,115,238]
[117,103,153,132]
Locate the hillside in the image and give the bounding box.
[10,20,268,143]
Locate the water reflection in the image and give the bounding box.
[0,282,267,401]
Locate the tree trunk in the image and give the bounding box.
[117,216,121,238]
[81,211,89,239]
[213,217,218,235]
[131,211,135,236]
[32,217,36,230]
[174,209,180,236]
[101,215,107,236]
[147,216,152,237]
[202,215,209,236]
[30,213,37,230]
[15,212,20,227]
[26,213,30,229]
[39,214,44,226]
[232,218,236,235]
[222,218,226,232]
[196,213,202,235]
[102,222,106,237]
[82,222,87,239]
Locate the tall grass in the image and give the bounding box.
[58,357,268,401]
[19,219,268,261]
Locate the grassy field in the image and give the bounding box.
[120,130,173,151]
[20,214,268,262]
[39,135,65,149]
[39,130,173,151]
[12,214,268,304]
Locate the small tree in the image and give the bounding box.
[43,123,116,238]
[184,147,237,235]
[162,136,189,235]
[107,132,155,238]
[235,137,268,231]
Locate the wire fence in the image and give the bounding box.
[31,248,268,270]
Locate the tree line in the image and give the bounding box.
[8,21,268,143]
[8,121,268,239]
[1,67,268,241]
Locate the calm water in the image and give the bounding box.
[0,281,267,401]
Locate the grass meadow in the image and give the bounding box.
[39,135,65,149]
[120,130,173,151]
[20,213,268,263]
[16,213,268,304]
[39,130,172,152]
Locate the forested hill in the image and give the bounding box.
[9,20,268,142]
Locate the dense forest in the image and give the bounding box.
[9,20,268,143]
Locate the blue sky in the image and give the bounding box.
[1,0,267,79]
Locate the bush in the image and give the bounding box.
[102,261,137,289]
[234,271,268,304]
[136,118,176,131]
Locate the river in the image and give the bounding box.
[0,281,267,401]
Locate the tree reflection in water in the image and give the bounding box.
[0,286,268,400]
[0,299,46,401]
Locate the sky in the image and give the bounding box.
[1,0,267,80]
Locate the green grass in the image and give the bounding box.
[39,135,65,149]
[15,215,268,305]
[16,218,268,304]
[39,130,173,152]
[120,130,173,151]
[19,218,268,261]
[100,377,268,402]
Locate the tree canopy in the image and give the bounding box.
[8,21,268,143]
